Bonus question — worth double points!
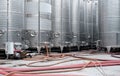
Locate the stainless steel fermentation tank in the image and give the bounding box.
[61,0,72,46]
[80,0,99,46]
[52,0,99,47]
[0,0,24,48]
[99,0,120,47]
[25,0,52,47]
[0,0,99,50]
[51,0,62,46]
[71,0,80,46]
[52,0,72,47]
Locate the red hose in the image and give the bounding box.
[0,70,80,76]
[11,74,80,76]
[0,60,120,72]
[0,70,8,75]
[0,60,120,76]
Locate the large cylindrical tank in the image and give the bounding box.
[93,0,99,42]
[61,0,72,46]
[99,0,120,47]
[0,0,24,48]
[71,0,80,45]
[86,0,94,44]
[52,0,72,46]
[51,0,62,46]
[79,0,86,44]
[86,0,99,45]
[80,0,93,45]
[25,0,52,47]
[79,0,98,46]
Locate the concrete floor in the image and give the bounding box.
[0,52,120,76]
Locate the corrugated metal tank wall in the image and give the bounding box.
[0,0,24,48]
[99,0,120,47]
[0,0,7,48]
[25,0,52,47]
[24,0,38,47]
[8,0,24,42]
[40,0,52,44]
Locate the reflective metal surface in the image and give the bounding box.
[71,0,80,45]
[79,0,99,46]
[25,0,52,47]
[0,0,24,48]
[0,0,100,48]
[51,0,62,46]
[79,0,85,43]
[61,0,72,46]
[99,0,120,46]
[86,0,99,45]
[52,0,72,46]
[93,0,99,42]
[52,0,99,46]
